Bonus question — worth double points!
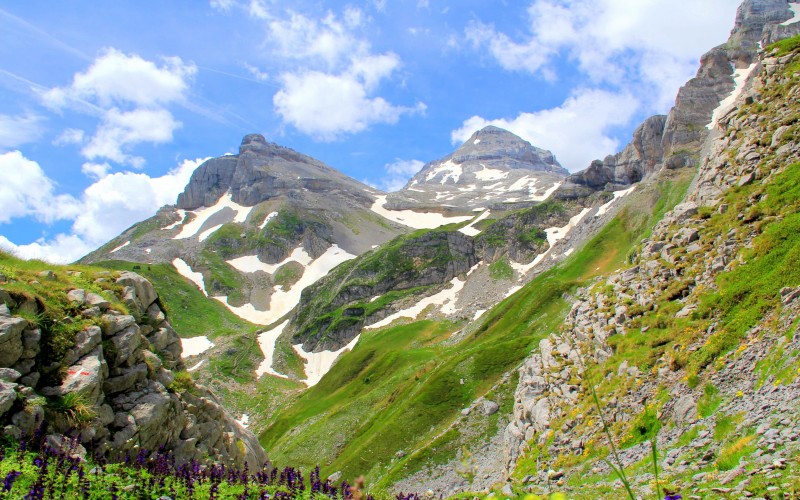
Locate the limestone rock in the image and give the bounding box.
[0,316,27,368]
[0,381,17,417]
[117,272,158,312]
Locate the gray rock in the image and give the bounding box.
[0,368,21,382]
[67,289,87,305]
[672,395,696,424]
[102,314,136,337]
[103,363,147,394]
[45,434,87,460]
[62,326,102,368]
[116,272,158,311]
[482,400,500,416]
[86,292,110,310]
[42,348,106,405]
[0,316,27,368]
[0,381,17,417]
[108,326,143,367]
[21,329,41,359]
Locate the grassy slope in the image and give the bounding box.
[259,169,692,487]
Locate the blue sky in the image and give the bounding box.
[0,0,740,263]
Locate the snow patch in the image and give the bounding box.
[425,160,463,184]
[172,258,207,296]
[198,224,223,242]
[144,248,151,254]
[256,320,290,378]
[181,336,215,357]
[237,414,250,428]
[510,208,591,276]
[227,247,313,275]
[534,181,562,202]
[161,210,186,230]
[473,165,508,181]
[707,63,758,129]
[174,192,253,240]
[473,138,481,145]
[110,241,130,253]
[370,195,472,229]
[259,211,279,230]
[293,334,360,387]
[216,245,356,324]
[366,272,472,330]
[187,359,206,372]
[459,210,491,236]
[564,248,574,257]
[595,185,636,217]
[782,3,800,25]
[473,309,486,321]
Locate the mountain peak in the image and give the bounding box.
[239,133,269,154]
[448,125,565,174]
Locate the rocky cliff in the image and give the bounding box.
[0,264,267,468]
[558,0,800,198]
[503,36,800,497]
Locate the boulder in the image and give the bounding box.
[0,316,27,367]
[67,289,87,305]
[86,293,111,310]
[0,368,21,382]
[102,314,136,337]
[116,272,158,312]
[42,348,107,405]
[108,326,143,367]
[61,326,102,367]
[21,329,41,359]
[103,363,147,395]
[0,381,17,417]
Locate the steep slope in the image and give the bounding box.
[558,0,800,198]
[386,126,568,211]
[501,34,800,499]
[0,253,266,468]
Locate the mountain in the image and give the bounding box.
[386,126,568,211]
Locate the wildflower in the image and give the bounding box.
[736,390,743,397]
[2,471,21,492]
[664,494,682,500]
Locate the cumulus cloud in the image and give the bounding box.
[367,159,425,192]
[0,152,206,263]
[465,0,739,111]
[0,114,43,150]
[0,151,80,224]
[451,89,639,171]
[43,48,195,166]
[53,128,85,146]
[264,9,424,139]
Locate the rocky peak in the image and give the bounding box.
[176,133,376,211]
[447,126,565,174]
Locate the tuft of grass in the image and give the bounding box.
[716,434,756,471]
[169,371,194,393]
[697,383,722,418]
[46,393,97,427]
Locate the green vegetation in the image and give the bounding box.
[96,260,258,340]
[260,170,691,487]
[488,258,513,280]
[274,262,304,288]
[45,393,97,428]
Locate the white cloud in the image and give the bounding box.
[249,0,270,19]
[0,114,43,150]
[451,89,639,171]
[265,9,422,139]
[210,0,237,11]
[465,0,740,111]
[42,48,195,165]
[0,152,206,263]
[0,151,80,224]
[243,63,269,81]
[53,128,85,146]
[43,48,196,109]
[368,159,425,191]
[81,108,181,165]
[80,162,111,179]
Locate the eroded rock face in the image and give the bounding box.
[0,272,267,469]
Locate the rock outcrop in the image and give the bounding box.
[0,272,267,468]
[559,0,800,199]
[504,36,800,496]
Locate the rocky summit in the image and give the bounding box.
[387,126,569,211]
[4,0,800,499]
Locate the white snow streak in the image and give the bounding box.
[782,3,800,25]
[256,320,290,378]
[370,195,472,229]
[161,210,186,230]
[595,185,636,217]
[425,159,462,184]
[293,334,361,387]
[173,192,253,240]
[198,224,223,242]
[172,258,207,295]
[259,211,279,230]
[215,245,356,324]
[510,208,591,276]
[181,336,215,357]
[707,63,758,129]
[459,210,491,236]
[110,241,130,253]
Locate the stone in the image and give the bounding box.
[0,304,9,317]
[116,272,158,311]
[38,270,56,280]
[61,326,102,367]
[21,329,41,359]
[86,292,110,310]
[328,471,342,483]
[108,325,143,367]
[67,289,87,305]
[0,381,17,417]
[0,368,21,382]
[45,434,87,460]
[146,303,166,324]
[482,400,500,416]
[41,348,106,405]
[19,372,39,387]
[103,363,147,394]
[672,395,696,423]
[81,307,101,318]
[0,316,27,368]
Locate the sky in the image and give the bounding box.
[0,0,741,263]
